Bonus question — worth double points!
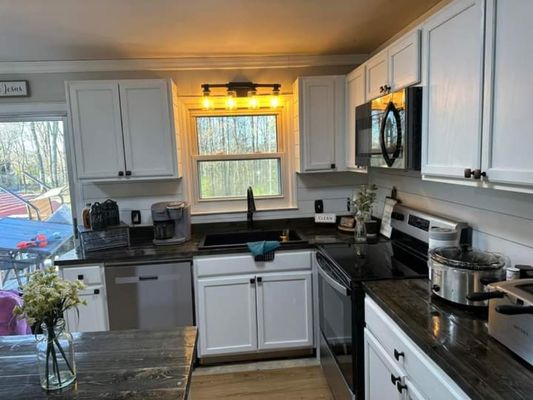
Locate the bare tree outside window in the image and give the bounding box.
[0,120,71,219]
[195,115,282,199]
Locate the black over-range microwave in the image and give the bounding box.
[355,87,422,170]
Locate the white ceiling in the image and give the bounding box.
[0,0,441,62]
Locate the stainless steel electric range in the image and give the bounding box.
[316,205,469,400]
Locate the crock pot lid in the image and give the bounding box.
[429,227,458,241]
[429,246,506,270]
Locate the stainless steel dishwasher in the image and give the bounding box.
[104,260,194,330]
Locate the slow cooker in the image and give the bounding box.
[429,246,508,307]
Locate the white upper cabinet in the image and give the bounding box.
[366,50,389,100]
[293,76,345,172]
[68,81,125,180]
[67,79,180,181]
[388,30,421,92]
[119,80,177,178]
[421,0,485,179]
[481,0,533,187]
[365,29,421,100]
[345,65,367,172]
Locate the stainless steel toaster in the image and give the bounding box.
[487,279,533,366]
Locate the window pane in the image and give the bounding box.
[0,119,74,291]
[196,115,277,155]
[199,159,281,199]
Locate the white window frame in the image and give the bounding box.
[180,96,296,216]
[0,102,79,224]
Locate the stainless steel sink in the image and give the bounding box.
[198,229,306,249]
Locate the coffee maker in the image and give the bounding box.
[151,201,191,245]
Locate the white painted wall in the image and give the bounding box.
[369,169,533,266]
[81,172,365,225]
[0,65,367,224]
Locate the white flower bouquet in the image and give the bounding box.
[13,267,86,390]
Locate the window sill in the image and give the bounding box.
[191,206,298,217]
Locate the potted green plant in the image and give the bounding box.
[13,267,86,391]
[350,184,378,242]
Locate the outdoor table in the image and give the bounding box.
[0,217,74,287]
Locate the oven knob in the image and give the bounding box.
[432,284,440,292]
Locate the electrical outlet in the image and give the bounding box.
[314,213,336,224]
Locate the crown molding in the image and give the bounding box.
[0,54,367,74]
[0,101,67,115]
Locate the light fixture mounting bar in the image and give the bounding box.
[201,81,281,97]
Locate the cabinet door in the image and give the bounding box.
[481,0,533,187]
[256,271,313,350]
[389,30,421,91]
[298,76,342,171]
[405,378,427,400]
[196,275,257,356]
[366,50,389,100]
[421,0,485,178]
[365,329,404,400]
[346,66,367,171]
[119,80,177,178]
[68,81,126,180]
[65,286,108,332]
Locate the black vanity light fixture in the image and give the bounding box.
[201,82,281,110]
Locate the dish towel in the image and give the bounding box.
[247,241,281,261]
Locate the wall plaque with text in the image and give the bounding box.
[0,81,29,97]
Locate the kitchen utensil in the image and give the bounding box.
[429,246,508,307]
[470,279,533,366]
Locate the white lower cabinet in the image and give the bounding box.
[66,286,108,333]
[60,265,109,332]
[365,297,469,400]
[196,275,258,356]
[256,271,313,350]
[194,251,314,358]
[364,329,405,400]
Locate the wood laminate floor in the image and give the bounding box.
[190,365,334,399]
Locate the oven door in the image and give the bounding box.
[317,254,354,396]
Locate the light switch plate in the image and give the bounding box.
[314,213,336,224]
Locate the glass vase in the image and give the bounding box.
[36,319,76,391]
[354,215,367,243]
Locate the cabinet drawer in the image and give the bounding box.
[62,266,103,286]
[195,250,312,278]
[365,297,468,400]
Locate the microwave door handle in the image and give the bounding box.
[380,101,402,167]
[317,264,350,296]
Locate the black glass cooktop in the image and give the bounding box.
[318,237,429,285]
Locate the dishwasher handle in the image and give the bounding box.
[114,274,179,285]
[139,275,158,281]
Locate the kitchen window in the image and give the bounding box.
[187,106,295,215]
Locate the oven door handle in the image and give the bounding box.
[317,263,351,296]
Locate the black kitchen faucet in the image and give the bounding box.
[247,186,256,230]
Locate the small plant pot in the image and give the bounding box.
[365,221,379,244]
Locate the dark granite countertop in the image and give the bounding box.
[363,279,533,400]
[0,327,197,399]
[55,218,354,266]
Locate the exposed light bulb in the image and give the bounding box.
[270,95,279,108]
[226,94,236,110]
[248,90,259,109]
[202,96,211,109]
[249,96,259,109]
